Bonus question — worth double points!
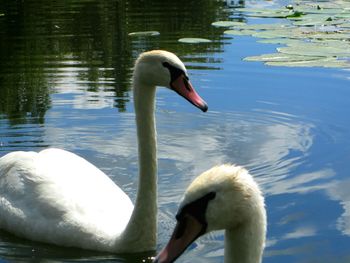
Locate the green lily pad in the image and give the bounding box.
[293,15,345,26]
[224,29,256,36]
[235,7,293,18]
[295,7,343,15]
[178,38,212,44]
[337,23,350,28]
[335,13,350,19]
[286,11,305,18]
[252,29,299,39]
[265,57,350,68]
[277,44,350,57]
[211,21,246,27]
[233,23,291,30]
[128,31,160,37]
[244,53,323,62]
[0,13,4,17]
[257,38,304,46]
[238,0,350,69]
[306,32,350,40]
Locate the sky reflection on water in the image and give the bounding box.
[1,0,350,262]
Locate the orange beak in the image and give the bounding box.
[153,214,204,263]
[171,74,208,112]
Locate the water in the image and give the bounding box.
[1,0,350,262]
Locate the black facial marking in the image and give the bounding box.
[162,61,186,82]
[174,216,188,239]
[183,77,191,92]
[176,191,216,237]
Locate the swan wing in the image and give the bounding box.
[0,148,133,250]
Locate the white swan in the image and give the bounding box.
[154,164,266,263]
[0,50,208,253]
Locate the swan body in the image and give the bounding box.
[0,149,132,251]
[0,50,207,253]
[155,164,266,263]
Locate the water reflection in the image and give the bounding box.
[1,0,350,262]
[327,179,350,236]
[37,106,317,260]
[0,0,229,123]
[225,0,245,8]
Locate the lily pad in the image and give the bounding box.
[233,23,291,31]
[178,38,212,44]
[257,38,304,46]
[244,53,323,62]
[128,31,160,37]
[211,21,246,27]
[252,29,298,39]
[338,23,350,28]
[295,7,344,15]
[335,13,350,19]
[235,8,293,18]
[236,0,350,69]
[277,44,350,57]
[293,16,345,26]
[224,29,256,36]
[266,58,350,68]
[307,32,350,40]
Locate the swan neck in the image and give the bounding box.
[224,219,265,263]
[119,80,158,252]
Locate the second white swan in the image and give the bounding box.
[154,164,266,263]
[0,50,208,253]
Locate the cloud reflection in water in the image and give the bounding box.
[43,106,345,261]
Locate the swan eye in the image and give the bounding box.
[162,61,185,82]
[176,191,216,225]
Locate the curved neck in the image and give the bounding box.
[224,218,265,263]
[118,79,158,252]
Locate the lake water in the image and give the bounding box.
[1,0,350,262]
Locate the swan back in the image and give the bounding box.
[0,149,133,251]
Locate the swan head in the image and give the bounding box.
[154,165,266,263]
[133,50,208,112]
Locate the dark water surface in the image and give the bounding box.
[1,0,350,262]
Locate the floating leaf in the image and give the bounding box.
[128,31,160,37]
[238,0,350,69]
[211,21,246,27]
[310,39,350,50]
[178,38,212,44]
[302,31,350,40]
[257,38,304,46]
[335,13,350,19]
[286,11,305,18]
[244,53,323,62]
[265,58,350,68]
[252,29,297,39]
[337,22,350,28]
[233,23,291,30]
[224,29,255,36]
[235,7,292,18]
[0,13,4,17]
[277,44,350,57]
[294,7,343,15]
[292,15,345,26]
